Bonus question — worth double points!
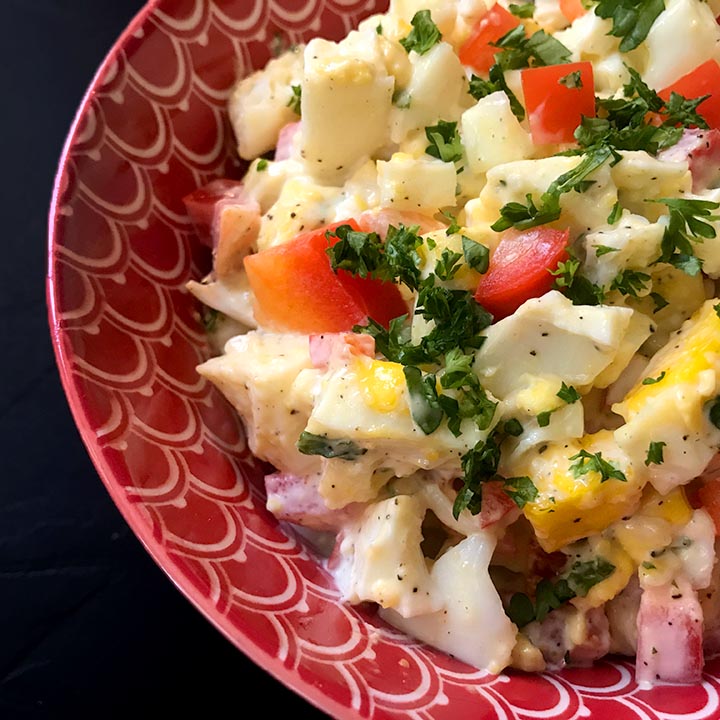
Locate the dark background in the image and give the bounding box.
[3,2,326,717]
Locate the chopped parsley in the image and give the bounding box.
[326,223,423,289]
[492,26,572,71]
[453,436,502,518]
[434,248,464,281]
[594,0,665,53]
[506,557,616,627]
[536,383,580,427]
[559,70,583,89]
[326,225,385,279]
[399,9,442,55]
[256,158,268,172]
[287,84,302,115]
[503,418,524,437]
[503,476,538,508]
[645,441,666,466]
[403,366,444,434]
[557,382,581,404]
[607,201,623,225]
[508,2,535,17]
[536,411,553,428]
[492,145,613,231]
[576,68,706,156]
[610,269,650,297]
[440,209,461,235]
[650,291,669,313]
[425,120,464,163]
[569,449,627,483]
[462,236,490,273]
[469,64,526,121]
[550,256,607,306]
[595,244,620,257]
[297,431,366,460]
[652,197,720,276]
[642,371,666,385]
[715,303,720,318]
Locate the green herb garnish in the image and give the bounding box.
[594,0,665,52]
[645,441,666,466]
[425,120,464,163]
[400,9,442,55]
[503,476,538,508]
[297,431,366,460]
[287,84,302,115]
[569,449,627,482]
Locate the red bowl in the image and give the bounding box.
[47,1,720,717]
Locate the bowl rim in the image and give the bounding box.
[45,2,353,716]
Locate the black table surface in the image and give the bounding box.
[3,2,328,717]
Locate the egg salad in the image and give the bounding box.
[186,0,720,685]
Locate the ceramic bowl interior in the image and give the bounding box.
[48,1,720,717]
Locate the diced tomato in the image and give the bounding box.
[559,0,587,22]
[182,178,246,247]
[474,227,570,320]
[479,481,519,529]
[521,62,596,145]
[659,60,720,130]
[636,578,704,685]
[243,220,408,333]
[458,5,521,75]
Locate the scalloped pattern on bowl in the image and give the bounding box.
[47,1,720,717]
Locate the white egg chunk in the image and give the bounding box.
[477,155,617,235]
[242,157,304,214]
[642,0,720,90]
[474,291,653,399]
[377,153,457,211]
[611,152,692,219]
[581,213,664,288]
[333,495,439,616]
[379,533,516,673]
[256,176,343,251]
[554,12,617,60]
[305,357,495,506]
[627,265,708,355]
[300,33,394,185]
[534,0,569,32]
[461,91,534,175]
[675,509,717,590]
[331,160,383,221]
[197,332,321,476]
[390,42,466,145]
[186,273,257,329]
[592,53,631,96]
[502,403,585,466]
[613,300,720,495]
[229,48,304,160]
[553,13,627,94]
